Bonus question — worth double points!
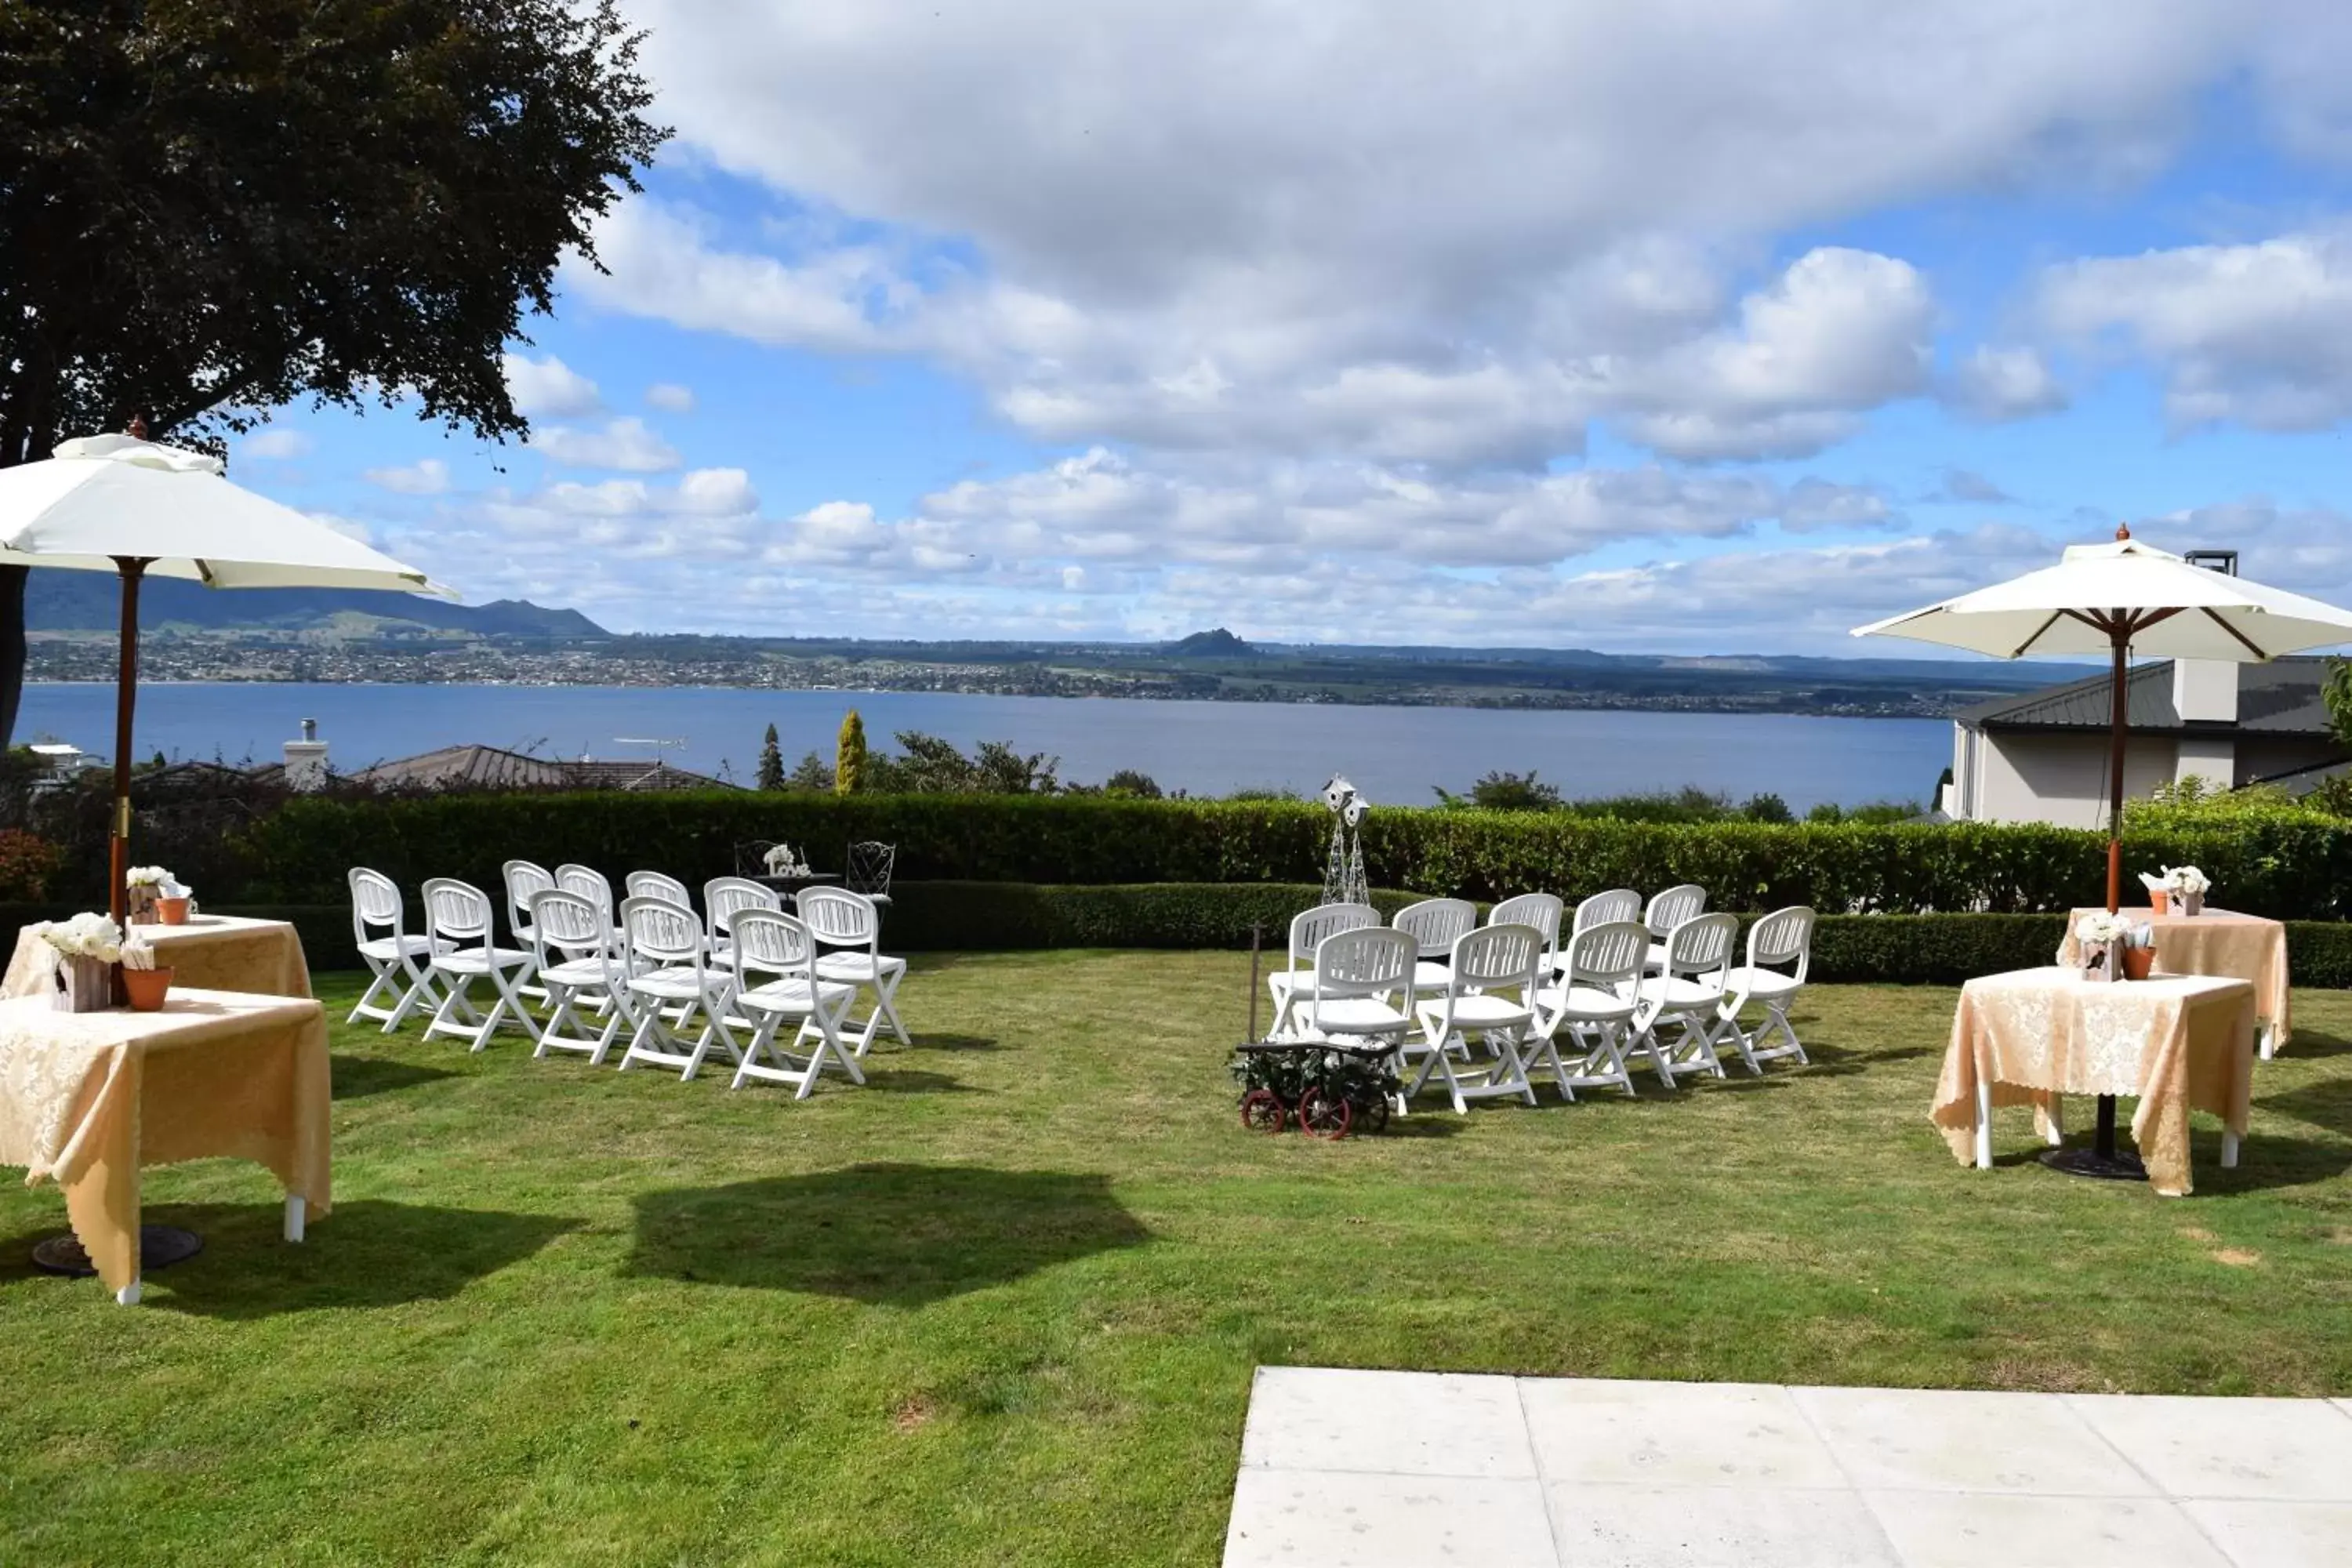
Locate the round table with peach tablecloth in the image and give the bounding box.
[2,915,311,1002]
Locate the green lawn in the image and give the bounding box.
[3,953,2350,1565]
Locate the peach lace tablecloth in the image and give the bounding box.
[2056,907,2289,1049]
[2,916,311,1002]
[0,989,330,1294]
[1930,966,2255,1196]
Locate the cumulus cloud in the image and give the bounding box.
[645,382,697,413]
[1932,468,2016,505]
[502,352,603,419]
[529,416,683,472]
[362,458,450,495]
[1947,345,2068,421]
[240,428,313,461]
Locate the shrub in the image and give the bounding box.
[0,829,64,900]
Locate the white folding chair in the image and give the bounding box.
[1642,884,1708,972]
[626,870,694,911]
[724,909,862,1097]
[1572,888,1642,935]
[556,863,615,919]
[1489,893,1563,963]
[1267,903,1381,1041]
[503,859,557,1003]
[1298,926,1418,1056]
[419,877,541,1051]
[1528,920,1653,1098]
[347,867,439,1030]
[703,876,782,966]
[1632,912,1739,1081]
[1719,906,1816,1073]
[796,887,909,1054]
[1405,924,1545,1112]
[528,888,626,1062]
[614,895,739,1080]
[1394,897,1478,992]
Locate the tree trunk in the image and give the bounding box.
[0,564,25,751]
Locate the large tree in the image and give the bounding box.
[0,0,666,742]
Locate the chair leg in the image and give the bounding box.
[873,968,911,1045]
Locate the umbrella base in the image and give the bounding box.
[31,1225,203,1277]
[2038,1146,2147,1181]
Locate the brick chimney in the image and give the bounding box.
[284,717,329,793]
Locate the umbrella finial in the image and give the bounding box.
[2114,521,2132,542]
[125,411,148,441]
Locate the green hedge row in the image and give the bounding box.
[226,790,2352,920]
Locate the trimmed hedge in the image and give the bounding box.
[229,790,2352,920]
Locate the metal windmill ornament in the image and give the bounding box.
[1321,775,1370,906]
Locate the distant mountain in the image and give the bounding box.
[27,572,606,638]
[1166,627,1258,658]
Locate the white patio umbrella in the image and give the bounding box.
[0,430,448,928]
[1855,526,2352,1177]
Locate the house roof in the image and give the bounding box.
[2251,754,2352,797]
[350,743,729,793]
[1955,655,2332,735]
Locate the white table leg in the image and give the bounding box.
[2222,1131,2241,1169]
[115,1279,141,1306]
[284,1195,306,1243]
[1973,1079,1993,1170]
[2045,1097,2064,1147]
[2258,1023,2276,1062]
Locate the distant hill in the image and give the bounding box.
[27,572,606,638]
[1166,627,1257,658]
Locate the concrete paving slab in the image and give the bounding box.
[2066,1394,2352,1502]
[1791,1385,2154,1497]
[1546,1483,1898,1568]
[1225,1468,1557,1568]
[1860,1490,2230,1568]
[1238,1367,1536,1479]
[1520,1378,1846,1490]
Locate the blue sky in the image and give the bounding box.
[223,1,2352,655]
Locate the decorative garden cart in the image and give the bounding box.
[1232,1039,1399,1138]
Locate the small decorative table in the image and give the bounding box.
[2056,906,2289,1057]
[0,989,330,1303]
[1930,966,2255,1197]
[2,914,313,1001]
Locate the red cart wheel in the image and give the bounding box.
[1298,1087,1352,1139]
[1240,1089,1289,1133]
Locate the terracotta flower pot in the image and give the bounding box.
[2150,889,2170,916]
[2122,947,2156,982]
[121,966,174,1011]
[155,896,191,926]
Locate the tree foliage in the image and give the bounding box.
[755,723,785,791]
[835,711,867,795]
[864,731,1061,795]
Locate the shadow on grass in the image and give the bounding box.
[858,1068,987,1095]
[331,1054,463,1099]
[2279,1029,2352,1060]
[915,1033,1002,1053]
[0,1200,579,1318]
[626,1163,1149,1305]
[1990,1133,2352,1192]
[2256,1079,2352,1138]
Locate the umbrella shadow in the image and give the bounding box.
[330,1055,462,1099]
[2254,1078,2352,1140]
[626,1163,1149,1305]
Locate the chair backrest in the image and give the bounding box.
[1573,888,1642,934]
[1747,906,1816,981]
[1308,926,1416,1002]
[847,840,896,898]
[1449,923,1543,998]
[1392,898,1477,959]
[1489,893,1563,953]
[555,863,613,916]
[1663,912,1739,982]
[626,870,693,911]
[1645,884,1708,939]
[733,840,778,878]
[504,859,555,938]
[349,867,405,942]
[797,886,880,950]
[421,877,492,947]
[529,887,613,965]
[1287,902,1379,968]
[1563,920,1649,994]
[620,895,702,968]
[731,907,817,984]
[704,877,782,941]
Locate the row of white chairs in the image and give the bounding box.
[347,864,909,1099]
[1265,890,1813,1112]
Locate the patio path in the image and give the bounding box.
[1225,1367,2352,1566]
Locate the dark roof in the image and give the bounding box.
[1955,656,2331,735]
[2251,755,2352,797]
[351,744,730,793]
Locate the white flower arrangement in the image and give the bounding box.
[2163,865,2211,897]
[37,912,124,964]
[125,865,173,887]
[2074,911,2132,947]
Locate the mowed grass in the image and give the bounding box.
[2,953,2350,1565]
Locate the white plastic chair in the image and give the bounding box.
[1489,893,1563,962]
[724,909,862,1097]
[1405,924,1545,1112]
[347,867,438,1031]
[1298,926,1418,1053]
[703,875,782,964]
[528,887,626,1063]
[1394,897,1478,991]
[1632,911,1738,1081]
[419,877,541,1051]
[503,859,557,1003]
[1267,902,1380,1040]
[1642,884,1708,971]
[795,887,909,1054]
[1572,888,1642,936]
[614,895,738,1080]
[626,870,694,912]
[1528,920,1653,1098]
[556,863,615,919]
[1719,906,1816,1073]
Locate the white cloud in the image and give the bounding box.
[502,352,603,419]
[2038,228,2352,430]
[241,428,313,461]
[529,416,682,472]
[307,510,376,545]
[1932,468,2016,505]
[645,382,697,413]
[362,458,449,495]
[1947,345,2068,421]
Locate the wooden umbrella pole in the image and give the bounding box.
[2106,623,2127,917]
[107,557,149,931]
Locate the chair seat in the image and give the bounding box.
[358,934,431,961]
[815,953,906,983]
[540,956,614,987]
[738,978,856,1014]
[1638,975,1726,1009]
[1411,960,1454,989]
[434,945,533,975]
[630,965,712,1000]
[1417,993,1530,1031]
[1538,984,1638,1021]
[1725,967,1802,1000]
[1307,997,1412,1035]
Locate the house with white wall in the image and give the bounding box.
[1940,656,2343,827]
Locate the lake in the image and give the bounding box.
[18,682,1951,812]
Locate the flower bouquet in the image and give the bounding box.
[2164,865,2210,917]
[762,842,809,878]
[125,864,172,924]
[2074,911,2132,984]
[37,913,123,1012]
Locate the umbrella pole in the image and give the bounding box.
[107,557,148,935]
